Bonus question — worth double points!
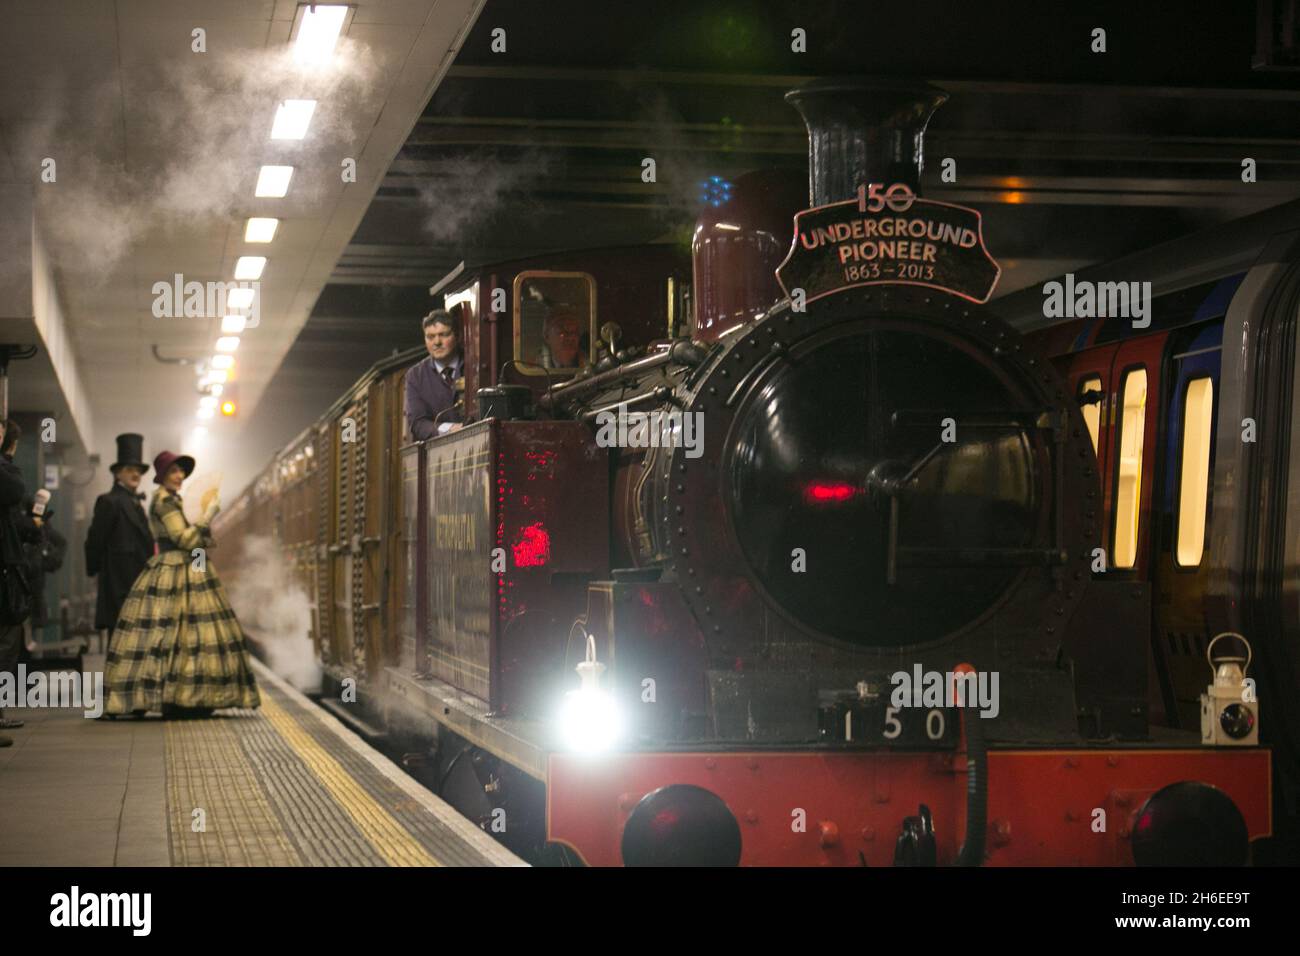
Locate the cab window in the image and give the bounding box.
[513,272,596,374]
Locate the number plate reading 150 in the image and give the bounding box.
[817,699,959,748]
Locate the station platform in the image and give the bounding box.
[0,660,524,867]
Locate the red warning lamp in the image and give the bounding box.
[802,481,860,504]
[511,521,551,567]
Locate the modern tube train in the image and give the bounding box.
[999,194,1300,864]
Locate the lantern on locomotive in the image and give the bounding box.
[1200,632,1259,746]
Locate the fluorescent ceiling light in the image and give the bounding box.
[201,369,229,386]
[211,355,235,370]
[255,165,293,198]
[215,336,240,353]
[234,256,266,280]
[221,314,248,334]
[226,287,256,310]
[209,384,224,397]
[271,99,316,140]
[293,4,348,65]
[197,407,215,420]
[244,217,279,243]
[200,396,218,409]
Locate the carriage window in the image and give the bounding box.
[1176,377,1214,567]
[513,272,595,375]
[1113,368,1148,569]
[1078,375,1103,455]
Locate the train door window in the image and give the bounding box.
[1175,376,1214,567]
[1112,367,1148,569]
[1077,375,1103,455]
[513,271,596,374]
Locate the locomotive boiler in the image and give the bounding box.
[219,78,1273,867]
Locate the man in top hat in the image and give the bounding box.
[85,434,153,647]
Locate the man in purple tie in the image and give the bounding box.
[404,309,465,441]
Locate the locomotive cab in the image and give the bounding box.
[428,245,692,428]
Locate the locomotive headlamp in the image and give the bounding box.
[1199,632,1258,746]
[557,632,622,753]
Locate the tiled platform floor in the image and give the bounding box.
[0,660,523,867]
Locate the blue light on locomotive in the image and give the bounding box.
[699,175,734,208]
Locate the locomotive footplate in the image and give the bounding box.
[380,665,551,782]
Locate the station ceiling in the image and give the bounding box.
[345,0,1300,294]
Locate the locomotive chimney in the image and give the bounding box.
[785,78,948,206]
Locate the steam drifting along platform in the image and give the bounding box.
[0,661,524,867]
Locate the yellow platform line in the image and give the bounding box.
[260,694,441,867]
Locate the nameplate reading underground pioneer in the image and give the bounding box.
[777,183,1001,305]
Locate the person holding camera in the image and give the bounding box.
[23,489,67,632]
[0,419,37,743]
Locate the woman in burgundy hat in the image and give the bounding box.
[102,450,260,717]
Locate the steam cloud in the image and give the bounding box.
[225,534,321,693]
[413,150,554,243]
[17,37,384,280]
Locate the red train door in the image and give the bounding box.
[1104,333,1172,724]
[1062,332,1169,724]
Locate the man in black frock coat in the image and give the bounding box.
[85,434,153,647]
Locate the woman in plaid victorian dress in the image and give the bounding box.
[103,450,259,717]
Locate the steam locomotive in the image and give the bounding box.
[216,79,1277,866]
